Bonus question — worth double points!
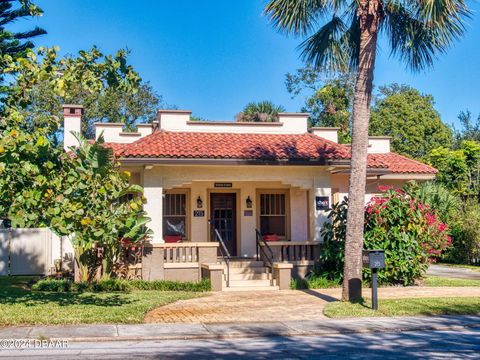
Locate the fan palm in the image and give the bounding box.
[236,100,286,122]
[265,0,470,301]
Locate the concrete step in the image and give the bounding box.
[227,266,269,274]
[224,279,275,287]
[222,285,280,292]
[225,272,272,280]
[224,260,265,268]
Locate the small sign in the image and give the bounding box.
[214,182,232,188]
[315,196,330,211]
[193,210,205,217]
[244,210,253,217]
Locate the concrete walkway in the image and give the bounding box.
[145,287,480,323]
[0,315,479,343]
[427,264,480,280]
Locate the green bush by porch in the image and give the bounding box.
[32,278,211,293]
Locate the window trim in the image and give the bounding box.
[163,189,190,241]
[256,189,290,241]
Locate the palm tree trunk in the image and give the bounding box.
[342,0,382,302]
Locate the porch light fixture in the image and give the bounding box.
[246,196,253,209]
[197,196,203,208]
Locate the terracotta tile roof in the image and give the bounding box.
[105,131,436,174]
[367,153,437,174]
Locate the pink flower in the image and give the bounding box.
[378,185,394,192]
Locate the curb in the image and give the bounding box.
[12,316,480,343]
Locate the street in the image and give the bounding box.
[1,327,479,359]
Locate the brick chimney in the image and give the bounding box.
[63,104,84,151]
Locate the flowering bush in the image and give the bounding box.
[320,184,452,286]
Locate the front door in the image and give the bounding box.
[210,193,237,256]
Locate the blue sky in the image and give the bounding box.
[26,1,480,126]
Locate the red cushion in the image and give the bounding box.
[164,235,182,243]
[263,234,279,242]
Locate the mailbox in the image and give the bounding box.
[362,250,385,269]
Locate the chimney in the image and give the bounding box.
[63,104,83,151]
[368,136,391,153]
[310,127,340,143]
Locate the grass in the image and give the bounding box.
[0,276,204,326]
[438,263,480,272]
[324,297,480,318]
[425,276,480,287]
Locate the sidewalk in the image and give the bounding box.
[0,315,479,342]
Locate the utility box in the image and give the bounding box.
[362,250,385,269]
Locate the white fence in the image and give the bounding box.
[0,228,74,276]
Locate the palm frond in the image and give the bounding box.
[298,15,352,72]
[384,0,470,70]
[264,0,330,35]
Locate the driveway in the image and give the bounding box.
[427,264,480,280]
[145,287,480,324]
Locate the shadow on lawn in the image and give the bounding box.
[0,277,132,307]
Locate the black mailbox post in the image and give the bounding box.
[362,250,385,310]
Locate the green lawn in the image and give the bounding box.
[324,297,480,318]
[0,276,204,326]
[425,276,480,287]
[438,263,480,272]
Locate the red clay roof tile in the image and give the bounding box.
[105,131,436,174]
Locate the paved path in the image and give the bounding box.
[1,324,480,359]
[427,264,480,280]
[145,287,480,323]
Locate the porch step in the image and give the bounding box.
[227,266,269,274]
[226,272,272,280]
[224,279,275,287]
[223,285,280,292]
[227,260,265,268]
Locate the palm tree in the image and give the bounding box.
[236,100,286,122]
[265,0,470,301]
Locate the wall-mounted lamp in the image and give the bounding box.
[197,196,203,208]
[246,196,253,209]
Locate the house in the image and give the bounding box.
[63,105,437,290]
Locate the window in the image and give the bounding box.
[163,192,187,238]
[259,192,287,238]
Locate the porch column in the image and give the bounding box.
[143,167,163,243]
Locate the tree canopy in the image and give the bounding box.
[286,66,353,142]
[370,84,452,159]
[0,0,45,59]
[4,46,163,139]
[235,100,285,122]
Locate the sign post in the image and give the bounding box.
[362,250,385,310]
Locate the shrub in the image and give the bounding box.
[321,185,452,286]
[291,273,341,290]
[128,279,211,292]
[31,278,211,293]
[32,279,72,292]
[445,200,480,264]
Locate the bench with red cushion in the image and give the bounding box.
[164,235,182,243]
[263,234,279,242]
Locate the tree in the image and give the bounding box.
[429,141,480,198]
[235,100,285,122]
[286,66,354,142]
[0,0,45,59]
[0,47,151,281]
[453,111,480,145]
[370,84,452,159]
[265,0,470,301]
[9,46,162,139]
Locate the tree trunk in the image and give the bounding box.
[342,0,382,302]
